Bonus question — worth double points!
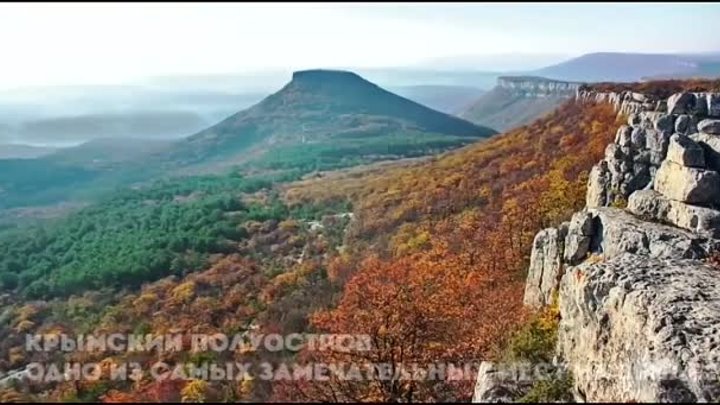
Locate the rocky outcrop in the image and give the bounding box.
[497,76,582,98]
[559,253,720,402]
[523,226,567,309]
[628,190,720,238]
[478,89,720,403]
[654,160,720,205]
[472,362,538,402]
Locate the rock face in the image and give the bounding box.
[628,190,720,237]
[472,362,537,402]
[665,134,705,168]
[653,161,720,205]
[496,76,582,97]
[563,212,594,265]
[523,226,567,309]
[698,119,720,135]
[559,254,720,402]
[496,89,720,403]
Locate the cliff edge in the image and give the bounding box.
[474,89,720,402]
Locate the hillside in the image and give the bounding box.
[5,76,720,402]
[44,137,174,168]
[459,76,581,131]
[535,52,720,82]
[160,69,496,172]
[0,91,621,402]
[0,70,495,210]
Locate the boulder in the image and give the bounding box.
[653,160,720,205]
[558,253,720,402]
[523,226,566,309]
[665,134,705,168]
[645,129,671,165]
[615,125,633,147]
[692,93,709,116]
[674,114,697,135]
[667,92,695,115]
[564,211,595,264]
[586,161,610,208]
[471,362,536,403]
[628,190,720,237]
[587,207,717,260]
[708,94,720,117]
[698,119,720,135]
[630,127,646,148]
[628,113,642,126]
[691,132,720,171]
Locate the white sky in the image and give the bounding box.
[1,2,719,90]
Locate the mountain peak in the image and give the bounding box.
[288,69,374,93]
[291,69,363,82]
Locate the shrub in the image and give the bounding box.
[503,297,560,364]
[519,370,574,403]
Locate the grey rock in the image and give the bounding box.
[667,92,696,115]
[587,207,717,260]
[665,134,705,168]
[693,93,709,116]
[698,119,720,135]
[524,226,566,309]
[654,160,720,205]
[558,253,720,402]
[645,129,671,165]
[630,127,647,149]
[708,94,720,117]
[628,189,720,237]
[564,211,595,265]
[628,113,642,126]
[675,115,691,135]
[690,132,720,172]
[472,362,537,403]
[615,125,633,147]
[654,114,675,135]
[586,162,610,208]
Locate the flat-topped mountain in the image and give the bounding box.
[164,69,495,170]
[460,76,581,131]
[0,69,496,209]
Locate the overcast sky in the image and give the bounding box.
[1,2,719,90]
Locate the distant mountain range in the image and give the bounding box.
[533,52,720,83]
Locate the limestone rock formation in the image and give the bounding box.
[628,190,720,237]
[523,226,567,309]
[667,92,695,115]
[559,253,720,402]
[481,89,720,403]
[563,212,593,265]
[471,362,537,403]
[698,119,720,135]
[665,134,705,168]
[653,160,720,205]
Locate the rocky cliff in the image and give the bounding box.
[474,89,720,402]
[497,76,582,98]
[460,76,582,132]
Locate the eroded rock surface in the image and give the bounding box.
[559,254,720,402]
[505,89,720,403]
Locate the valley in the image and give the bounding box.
[1,4,720,401]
